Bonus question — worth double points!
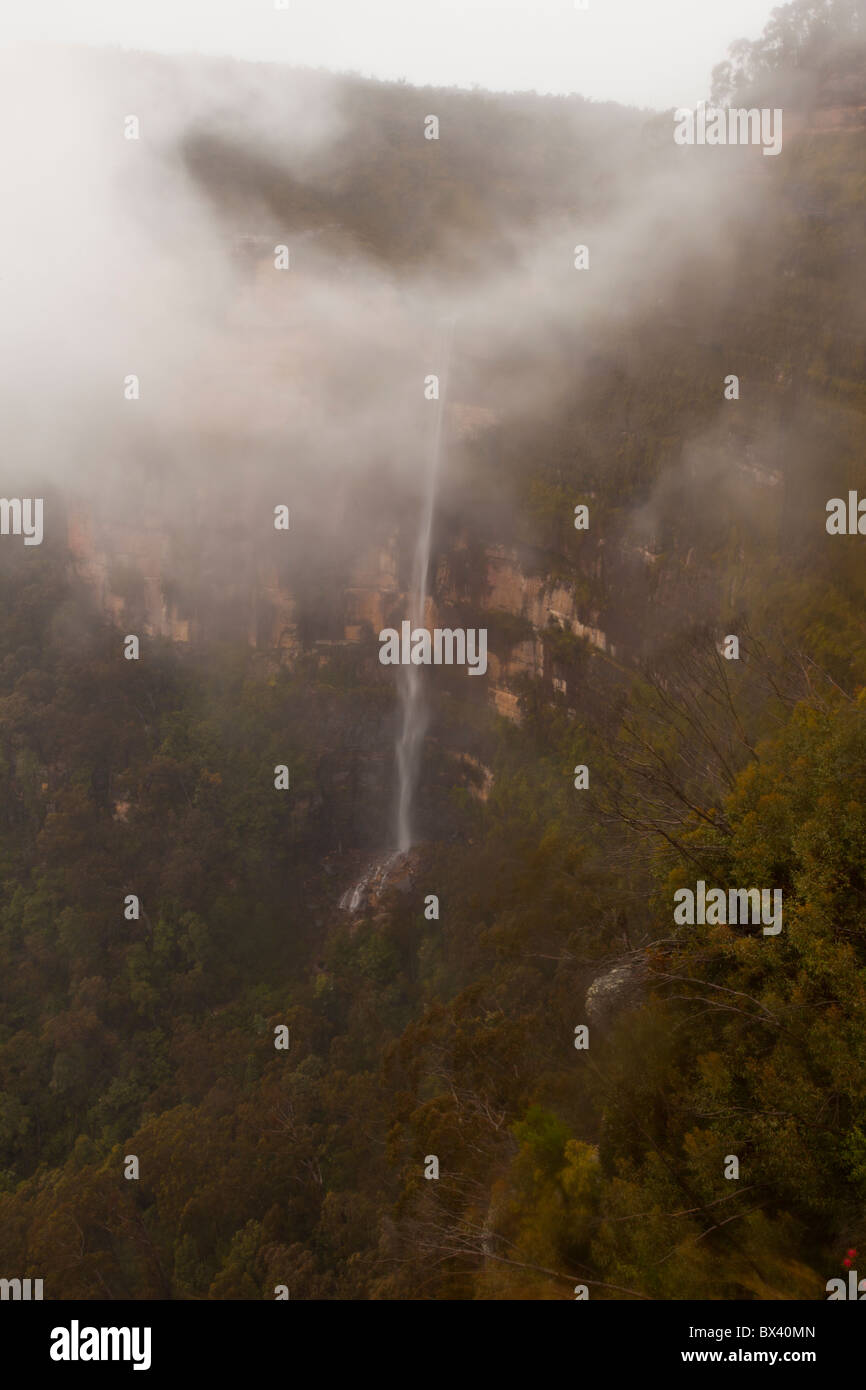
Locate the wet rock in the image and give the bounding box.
[339,846,423,914]
[585,956,648,1026]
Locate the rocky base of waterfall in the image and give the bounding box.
[338,846,425,918]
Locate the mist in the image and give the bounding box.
[0,35,794,642]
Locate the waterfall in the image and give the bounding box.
[394,321,453,852]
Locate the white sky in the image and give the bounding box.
[1,0,779,109]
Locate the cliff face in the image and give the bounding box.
[67,507,394,654]
[67,505,191,643]
[66,501,614,723]
[64,356,797,729]
[431,541,613,722]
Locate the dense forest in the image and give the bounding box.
[1,0,865,1299]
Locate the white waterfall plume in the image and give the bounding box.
[394,320,454,852]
